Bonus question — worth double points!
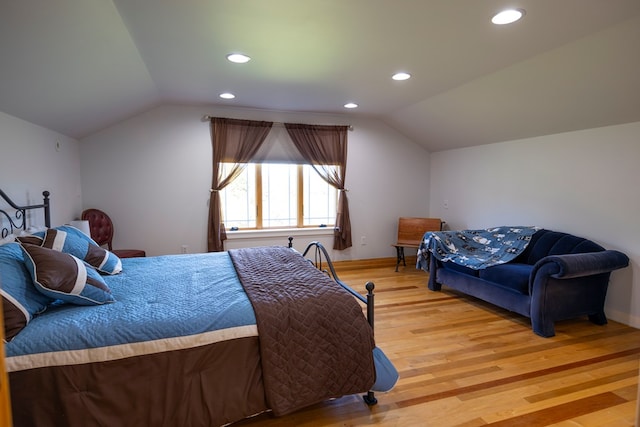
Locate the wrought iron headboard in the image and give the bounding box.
[0,189,50,239]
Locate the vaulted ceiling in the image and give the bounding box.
[1,0,639,151]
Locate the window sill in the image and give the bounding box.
[225,227,334,241]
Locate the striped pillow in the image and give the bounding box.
[0,243,51,341]
[41,225,122,275]
[21,244,115,306]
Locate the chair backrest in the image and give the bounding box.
[396,217,442,246]
[81,208,114,251]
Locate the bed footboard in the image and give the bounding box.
[297,239,378,405]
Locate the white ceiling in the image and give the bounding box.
[1,0,639,152]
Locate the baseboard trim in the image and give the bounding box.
[332,256,417,270]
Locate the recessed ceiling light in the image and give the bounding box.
[344,102,358,109]
[392,72,411,81]
[219,92,235,99]
[226,53,251,63]
[491,9,525,25]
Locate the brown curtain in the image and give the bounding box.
[284,123,352,250]
[208,118,273,252]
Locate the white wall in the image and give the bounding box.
[0,112,82,229]
[79,104,431,260]
[429,121,640,328]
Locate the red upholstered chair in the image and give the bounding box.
[81,208,146,258]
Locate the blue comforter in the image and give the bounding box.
[6,252,256,360]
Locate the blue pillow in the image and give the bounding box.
[41,225,122,275]
[0,242,51,341]
[21,243,115,306]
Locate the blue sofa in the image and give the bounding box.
[427,229,630,337]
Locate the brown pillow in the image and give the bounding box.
[21,244,115,306]
[0,242,51,341]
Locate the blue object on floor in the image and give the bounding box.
[371,346,399,392]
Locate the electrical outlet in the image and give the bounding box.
[181,245,188,254]
[443,199,449,209]
[360,236,367,245]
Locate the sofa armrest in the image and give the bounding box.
[532,250,629,280]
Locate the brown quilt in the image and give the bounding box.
[229,246,376,416]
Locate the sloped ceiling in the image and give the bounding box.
[1,0,639,151]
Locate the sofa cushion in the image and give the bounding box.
[442,261,479,277]
[516,230,605,265]
[478,263,532,294]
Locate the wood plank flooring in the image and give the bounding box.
[235,257,640,426]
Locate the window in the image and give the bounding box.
[220,163,337,230]
[261,163,297,228]
[303,164,337,226]
[219,163,256,229]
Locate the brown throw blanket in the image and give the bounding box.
[228,246,376,416]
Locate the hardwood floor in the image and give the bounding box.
[236,257,640,426]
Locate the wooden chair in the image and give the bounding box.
[81,208,146,258]
[392,217,442,272]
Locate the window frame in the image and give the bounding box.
[222,163,336,231]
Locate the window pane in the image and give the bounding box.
[220,163,256,229]
[303,165,337,226]
[262,164,297,228]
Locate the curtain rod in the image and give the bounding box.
[201,115,353,131]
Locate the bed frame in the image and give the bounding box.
[0,189,50,239]
[3,189,380,410]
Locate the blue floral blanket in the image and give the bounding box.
[417,226,540,271]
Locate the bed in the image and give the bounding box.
[1,189,397,427]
